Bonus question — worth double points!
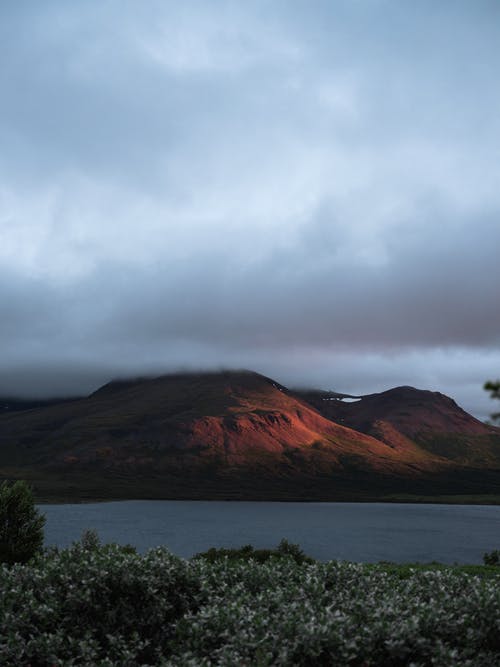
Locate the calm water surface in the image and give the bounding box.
[40,501,500,564]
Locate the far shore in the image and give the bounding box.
[35,493,500,505]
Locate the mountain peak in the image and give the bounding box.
[1,369,500,501]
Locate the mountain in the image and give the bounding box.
[1,371,499,501]
[295,386,500,467]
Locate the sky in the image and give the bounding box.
[1,0,499,419]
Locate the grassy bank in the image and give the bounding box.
[5,465,500,505]
[29,475,500,506]
[1,539,499,666]
[380,493,500,505]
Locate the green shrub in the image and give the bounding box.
[77,527,101,551]
[275,538,314,564]
[173,560,500,666]
[0,543,200,665]
[0,480,45,565]
[75,528,137,555]
[193,538,314,565]
[1,543,499,665]
[483,549,500,566]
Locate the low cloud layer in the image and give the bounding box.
[1,1,499,419]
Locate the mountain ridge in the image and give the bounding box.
[1,370,499,501]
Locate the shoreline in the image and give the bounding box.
[36,493,500,505]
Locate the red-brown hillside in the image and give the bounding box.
[297,386,500,467]
[1,372,499,500]
[0,372,442,473]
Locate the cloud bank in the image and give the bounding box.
[1,1,499,419]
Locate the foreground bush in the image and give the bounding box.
[171,560,500,666]
[0,541,200,665]
[1,543,499,666]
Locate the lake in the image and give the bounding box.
[40,500,500,564]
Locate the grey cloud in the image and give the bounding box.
[90,203,500,351]
[0,0,499,420]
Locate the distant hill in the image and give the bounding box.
[1,371,499,501]
[295,385,500,467]
[0,396,80,413]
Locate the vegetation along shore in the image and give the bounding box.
[1,482,500,666]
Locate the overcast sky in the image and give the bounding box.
[1,0,499,419]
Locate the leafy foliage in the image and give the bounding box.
[0,538,200,665]
[483,549,500,566]
[194,538,314,565]
[75,527,137,555]
[0,480,45,565]
[484,380,500,423]
[1,540,500,666]
[172,560,500,666]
